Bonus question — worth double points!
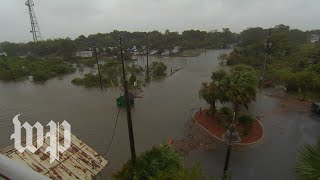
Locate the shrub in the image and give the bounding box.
[238,114,253,135]
[71,78,83,85]
[151,61,167,77]
[219,107,232,116]
[217,107,233,125]
[32,70,51,82]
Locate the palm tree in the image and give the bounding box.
[224,65,257,121]
[113,144,208,180]
[199,70,228,115]
[200,82,219,115]
[295,139,320,179]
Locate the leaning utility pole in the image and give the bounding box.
[25,0,42,42]
[146,33,149,79]
[260,29,272,89]
[119,35,137,165]
[92,36,103,90]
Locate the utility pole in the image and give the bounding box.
[92,36,103,90]
[222,112,236,179]
[146,33,149,79]
[119,35,137,165]
[260,29,272,89]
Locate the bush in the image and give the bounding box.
[217,107,233,125]
[219,107,232,116]
[32,70,51,82]
[71,78,83,85]
[238,114,253,135]
[151,61,167,77]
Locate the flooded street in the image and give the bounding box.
[0,49,227,178]
[1,49,319,179]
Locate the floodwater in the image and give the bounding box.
[0,50,225,178]
[1,49,319,179]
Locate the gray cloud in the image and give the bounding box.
[0,0,319,42]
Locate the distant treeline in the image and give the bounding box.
[0,29,237,58]
[1,24,319,60]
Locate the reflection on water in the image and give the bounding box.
[0,49,229,178]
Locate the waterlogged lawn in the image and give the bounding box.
[173,49,205,57]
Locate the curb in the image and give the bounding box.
[192,109,264,146]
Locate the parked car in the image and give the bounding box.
[311,102,320,113]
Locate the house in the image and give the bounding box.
[310,34,319,43]
[149,49,158,55]
[75,51,93,58]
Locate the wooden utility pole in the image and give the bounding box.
[92,36,103,90]
[119,35,137,165]
[260,29,272,89]
[146,33,149,79]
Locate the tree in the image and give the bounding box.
[295,139,320,179]
[223,65,257,121]
[296,71,314,100]
[218,54,228,65]
[200,82,220,115]
[200,69,228,115]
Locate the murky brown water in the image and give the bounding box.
[0,49,230,179]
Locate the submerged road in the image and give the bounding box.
[188,92,320,179]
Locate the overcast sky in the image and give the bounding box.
[0,0,319,43]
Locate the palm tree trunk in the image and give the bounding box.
[233,103,239,123]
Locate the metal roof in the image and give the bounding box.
[1,130,108,180]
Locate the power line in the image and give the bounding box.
[102,108,121,157]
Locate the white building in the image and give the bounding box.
[75,51,93,58]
